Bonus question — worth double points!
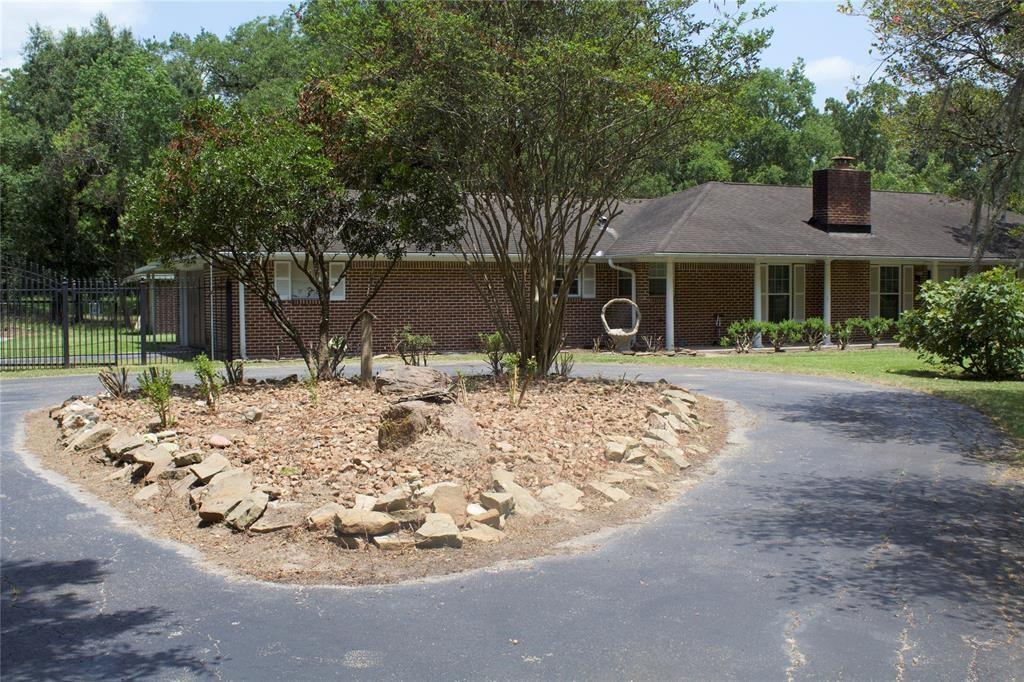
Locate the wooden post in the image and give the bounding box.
[360,310,377,386]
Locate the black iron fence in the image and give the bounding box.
[0,264,228,370]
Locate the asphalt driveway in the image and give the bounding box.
[2,364,1021,680]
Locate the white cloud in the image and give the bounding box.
[805,55,865,84]
[2,1,149,70]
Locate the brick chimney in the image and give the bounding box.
[812,156,871,233]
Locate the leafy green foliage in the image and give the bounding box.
[302,372,319,406]
[553,352,576,379]
[478,332,507,378]
[221,359,245,386]
[860,316,895,349]
[721,319,766,353]
[802,318,829,351]
[192,353,221,410]
[832,317,862,351]
[763,319,803,352]
[138,366,174,427]
[393,325,434,367]
[897,268,1024,379]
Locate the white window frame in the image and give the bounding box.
[273,259,346,301]
[554,263,596,299]
[878,264,901,320]
[766,264,791,323]
[328,261,346,301]
[648,262,667,296]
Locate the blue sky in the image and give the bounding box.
[1,0,880,107]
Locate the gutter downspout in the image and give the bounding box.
[209,263,215,361]
[606,258,637,329]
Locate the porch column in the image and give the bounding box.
[753,258,762,347]
[665,259,675,350]
[931,259,940,282]
[823,258,832,344]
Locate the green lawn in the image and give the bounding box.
[1,321,176,360]
[568,347,1024,445]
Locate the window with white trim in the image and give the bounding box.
[879,265,900,320]
[648,262,667,296]
[554,264,596,298]
[767,264,791,323]
[273,260,346,301]
[617,269,633,298]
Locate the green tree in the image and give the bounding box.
[129,102,461,380]
[305,0,770,373]
[0,16,182,278]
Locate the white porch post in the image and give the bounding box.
[238,281,247,360]
[753,258,762,347]
[823,258,832,344]
[931,259,940,282]
[665,259,675,350]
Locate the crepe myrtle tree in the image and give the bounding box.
[129,101,461,380]
[302,0,771,374]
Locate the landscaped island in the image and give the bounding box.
[29,365,726,584]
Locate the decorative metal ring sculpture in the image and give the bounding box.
[600,297,641,352]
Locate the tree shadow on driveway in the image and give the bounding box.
[0,558,211,681]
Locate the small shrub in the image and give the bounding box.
[478,331,506,377]
[302,373,319,406]
[763,320,803,352]
[720,319,765,353]
[639,335,663,352]
[221,358,245,386]
[327,335,347,377]
[98,366,130,398]
[553,351,575,378]
[501,352,537,407]
[192,353,221,410]
[803,317,829,351]
[861,316,895,348]
[832,317,861,350]
[897,267,1024,379]
[138,367,174,427]
[394,325,434,366]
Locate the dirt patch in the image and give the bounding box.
[26,376,728,585]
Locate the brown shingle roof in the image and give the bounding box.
[600,182,1023,260]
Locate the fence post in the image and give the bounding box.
[139,282,148,365]
[225,279,234,361]
[61,279,70,368]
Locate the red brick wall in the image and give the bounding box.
[675,262,755,346]
[153,282,179,335]
[812,167,871,227]
[239,260,619,358]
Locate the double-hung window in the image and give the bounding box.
[617,269,634,298]
[554,264,596,298]
[767,264,791,322]
[878,265,900,320]
[273,260,346,301]
[648,263,667,296]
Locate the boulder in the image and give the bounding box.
[173,449,204,467]
[604,441,628,462]
[414,513,462,548]
[588,481,631,502]
[490,468,544,517]
[390,508,428,526]
[189,453,231,483]
[68,423,116,452]
[306,502,345,530]
[154,429,177,441]
[58,401,98,426]
[375,365,450,397]
[479,491,515,516]
[135,446,175,483]
[466,502,487,517]
[133,483,162,503]
[662,388,697,404]
[461,521,505,544]
[170,472,199,497]
[644,427,679,448]
[105,433,146,460]
[469,508,502,528]
[372,485,413,512]
[250,501,307,534]
[207,434,232,449]
[374,532,418,551]
[225,491,270,531]
[431,485,468,527]
[415,481,460,504]
[655,445,691,470]
[378,401,482,450]
[538,482,585,511]
[334,510,400,536]
[197,470,252,522]
[243,408,264,423]
[352,494,377,511]
[437,405,483,445]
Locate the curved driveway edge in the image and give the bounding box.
[2,364,1022,680]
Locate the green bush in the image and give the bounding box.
[478,331,507,377]
[763,319,803,352]
[193,353,221,410]
[394,325,434,366]
[832,317,861,350]
[897,267,1024,379]
[860,316,895,348]
[802,317,829,351]
[138,367,174,427]
[720,319,765,353]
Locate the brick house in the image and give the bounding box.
[161,158,1022,359]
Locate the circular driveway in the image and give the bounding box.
[2,364,1021,680]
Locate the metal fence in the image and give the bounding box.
[0,264,227,370]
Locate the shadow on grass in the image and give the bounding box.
[0,559,211,680]
[718,471,1024,629]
